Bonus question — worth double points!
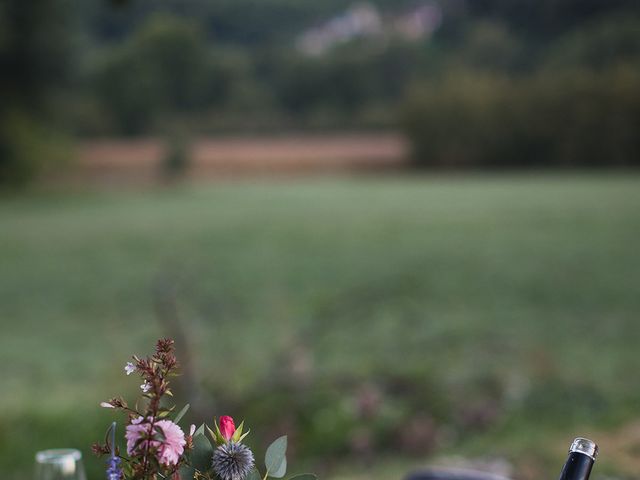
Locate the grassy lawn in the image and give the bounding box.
[1,174,640,480]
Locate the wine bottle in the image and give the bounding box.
[558,438,598,480]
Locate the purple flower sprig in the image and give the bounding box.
[107,455,122,480]
[106,422,122,480]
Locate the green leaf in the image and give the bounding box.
[238,429,250,443]
[288,475,316,480]
[191,429,214,473]
[231,420,251,443]
[179,464,196,480]
[207,424,225,445]
[174,404,190,424]
[246,469,262,480]
[206,425,217,443]
[231,420,244,442]
[215,419,223,438]
[194,423,206,437]
[265,436,287,478]
[271,458,287,478]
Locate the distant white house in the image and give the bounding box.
[296,1,443,56]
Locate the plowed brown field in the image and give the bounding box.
[74,133,407,183]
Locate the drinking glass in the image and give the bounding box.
[35,449,87,480]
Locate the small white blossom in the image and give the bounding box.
[124,362,136,375]
[140,382,152,393]
[189,424,196,436]
[100,402,115,408]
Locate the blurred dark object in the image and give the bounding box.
[160,130,192,180]
[405,467,511,480]
[398,415,438,455]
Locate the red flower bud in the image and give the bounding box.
[219,416,236,441]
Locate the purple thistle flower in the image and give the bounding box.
[212,442,255,480]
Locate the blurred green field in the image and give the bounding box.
[2,175,640,480]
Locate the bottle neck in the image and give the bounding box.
[558,452,594,480]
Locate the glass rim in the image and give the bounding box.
[35,449,83,464]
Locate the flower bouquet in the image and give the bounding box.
[93,339,315,480]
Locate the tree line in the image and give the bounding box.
[1,0,639,184]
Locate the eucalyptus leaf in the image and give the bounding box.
[191,430,214,473]
[174,403,190,424]
[179,464,196,480]
[270,458,287,478]
[246,468,262,480]
[194,423,206,437]
[265,436,287,478]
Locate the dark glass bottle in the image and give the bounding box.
[558,438,598,480]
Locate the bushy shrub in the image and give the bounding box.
[401,65,640,168]
[0,110,71,186]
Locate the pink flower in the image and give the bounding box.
[125,417,150,455]
[155,420,186,466]
[219,416,236,441]
[125,417,186,466]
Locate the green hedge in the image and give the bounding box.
[0,110,71,187]
[401,66,640,168]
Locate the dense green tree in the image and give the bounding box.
[401,67,640,168]
[0,0,73,186]
[468,0,640,37]
[542,12,640,70]
[95,14,212,134]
